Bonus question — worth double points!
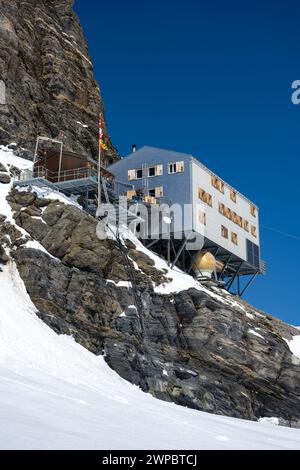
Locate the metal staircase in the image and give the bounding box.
[114,230,144,333]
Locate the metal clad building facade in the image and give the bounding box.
[109,146,261,271]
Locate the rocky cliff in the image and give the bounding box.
[0,0,117,164]
[1,159,300,427]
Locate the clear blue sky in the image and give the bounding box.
[75,0,300,325]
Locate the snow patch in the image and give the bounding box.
[20,184,81,208]
[258,417,279,426]
[285,336,300,360]
[106,280,132,289]
[248,329,265,340]
[246,313,255,320]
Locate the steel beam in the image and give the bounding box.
[239,271,259,297]
[171,236,189,269]
[146,239,159,249]
[226,261,243,292]
[219,254,232,279]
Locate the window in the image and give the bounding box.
[247,240,260,268]
[243,220,249,232]
[221,225,229,239]
[211,175,225,193]
[230,189,237,203]
[251,225,257,238]
[199,210,207,225]
[237,215,243,228]
[127,190,136,200]
[231,232,238,245]
[128,168,143,180]
[219,202,225,215]
[226,207,233,220]
[148,187,164,198]
[198,188,212,206]
[168,161,184,174]
[129,165,164,181]
[250,204,257,217]
[219,201,246,230]
[148,164,163,177]
[169,163,176,174]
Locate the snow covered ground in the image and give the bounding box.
[1,145,300,450]
[285,336,300,361]
[1,263,300,450]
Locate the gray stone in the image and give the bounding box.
[7,188,37,207]
[0,162,7,172]
[0,172,11,184]
[0,244,9,263]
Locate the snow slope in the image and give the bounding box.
[1,263,300,450]
[285,336,300,360]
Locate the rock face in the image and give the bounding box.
[0,0,118,165]
[5,186,300,427]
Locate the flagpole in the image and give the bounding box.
[98,113,102,209]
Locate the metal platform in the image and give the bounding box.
[55,176,98,196]
[13,177,59,192]
[14,175,99,196]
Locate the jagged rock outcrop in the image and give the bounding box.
[0,0,118,164]
[4,185,300,427]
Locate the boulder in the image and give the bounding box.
[0,244,9,264]
[0,172,11,184]
[7,187,37,206]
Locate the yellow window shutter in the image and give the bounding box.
[155,164,163,176]
[128,169,135,181]
[155,186,163,197]
[127,190,136,200]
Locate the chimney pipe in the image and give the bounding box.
[132,144,137,153]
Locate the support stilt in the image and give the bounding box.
[226,261,243,292]
[239,271,259,297]
[171,236,190,269]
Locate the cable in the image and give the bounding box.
[260,224,300,242]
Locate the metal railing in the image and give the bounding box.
[31,166,98,183]
[17,166,99,184]
[18,169,33,181]
[17,166,116,196]
[259,259,267,274]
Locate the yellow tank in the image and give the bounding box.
[192,251,216,279]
